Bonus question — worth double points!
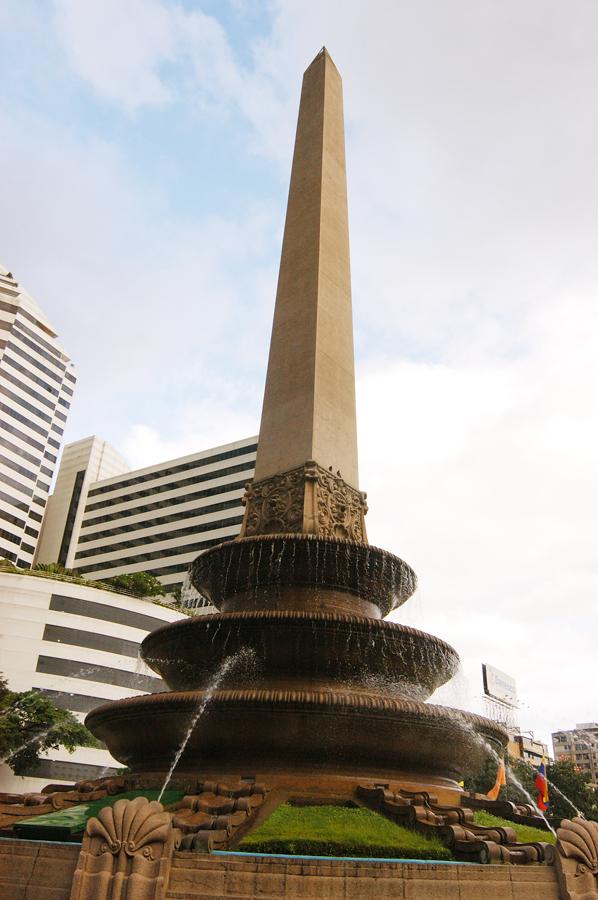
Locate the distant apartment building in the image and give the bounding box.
[507,732,549,768]
[0,265,75,567]
[38,435,257,598]
[553,723,598,785]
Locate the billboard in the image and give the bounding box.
[482,663,518,706]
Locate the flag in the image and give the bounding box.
[486,757,506,800]
[535,756,549,812]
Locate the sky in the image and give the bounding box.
[1,0,597,750]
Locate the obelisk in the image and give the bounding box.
[241,48,367,542]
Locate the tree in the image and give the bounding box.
[544,759,598,821]
[103,571,165,598]
[0,676,98,775]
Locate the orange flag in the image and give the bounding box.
[486,758,506,800]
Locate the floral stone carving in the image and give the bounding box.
[241,460,368,542]
[242,466,305,536]
[69,796,175,900]
[555,817,598,899]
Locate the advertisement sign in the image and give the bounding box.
[482,663,518,706]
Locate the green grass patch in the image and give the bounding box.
[473,810,556,844]
[239,804,452,860]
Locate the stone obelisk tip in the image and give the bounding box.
[306,46,339,72]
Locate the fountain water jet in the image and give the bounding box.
[515,755,584,819]
[505,764,557,836]
[157,648,256,802]
[0,725,58,767]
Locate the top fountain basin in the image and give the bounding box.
[190,534,417,618]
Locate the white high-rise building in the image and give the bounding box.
[35,436,129,568]
[38,436,257,598]
[0,265,75,567]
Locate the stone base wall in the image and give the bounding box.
[0,839,560,900]
[167,854,560,900]
[0,838,80,900]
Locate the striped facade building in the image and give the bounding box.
[0,265,75,567]
[37,436,257,598]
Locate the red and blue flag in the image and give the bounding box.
[534,756,549,812]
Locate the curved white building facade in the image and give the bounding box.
[0,571,182,792]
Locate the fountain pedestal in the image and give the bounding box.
[86,48,508,801]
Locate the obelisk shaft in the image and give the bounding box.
[254,49,359,489]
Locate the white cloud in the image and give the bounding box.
[52,0,291,157]
[53,0,247,115]
[53,0,175,110]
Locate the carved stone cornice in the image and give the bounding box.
[240,460,368,542]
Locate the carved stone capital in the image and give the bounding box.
[240,461,368,542]
[70,797,175,900]
[555,817,598,899]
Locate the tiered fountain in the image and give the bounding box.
[87,49,507,797]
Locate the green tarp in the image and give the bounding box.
[14,789,182,841]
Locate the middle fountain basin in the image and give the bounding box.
[141,610,460,701]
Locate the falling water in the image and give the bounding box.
[430,664,477,711]
[276,541,284,585]
[157,648,256,803]
[135,648,153,677]
[545,778,583,818]
[179,570,210,615]
[224,544,233,596]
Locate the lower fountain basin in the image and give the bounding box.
[190,534,417,618]
[86,689,507,783]
[141,611,459,701]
